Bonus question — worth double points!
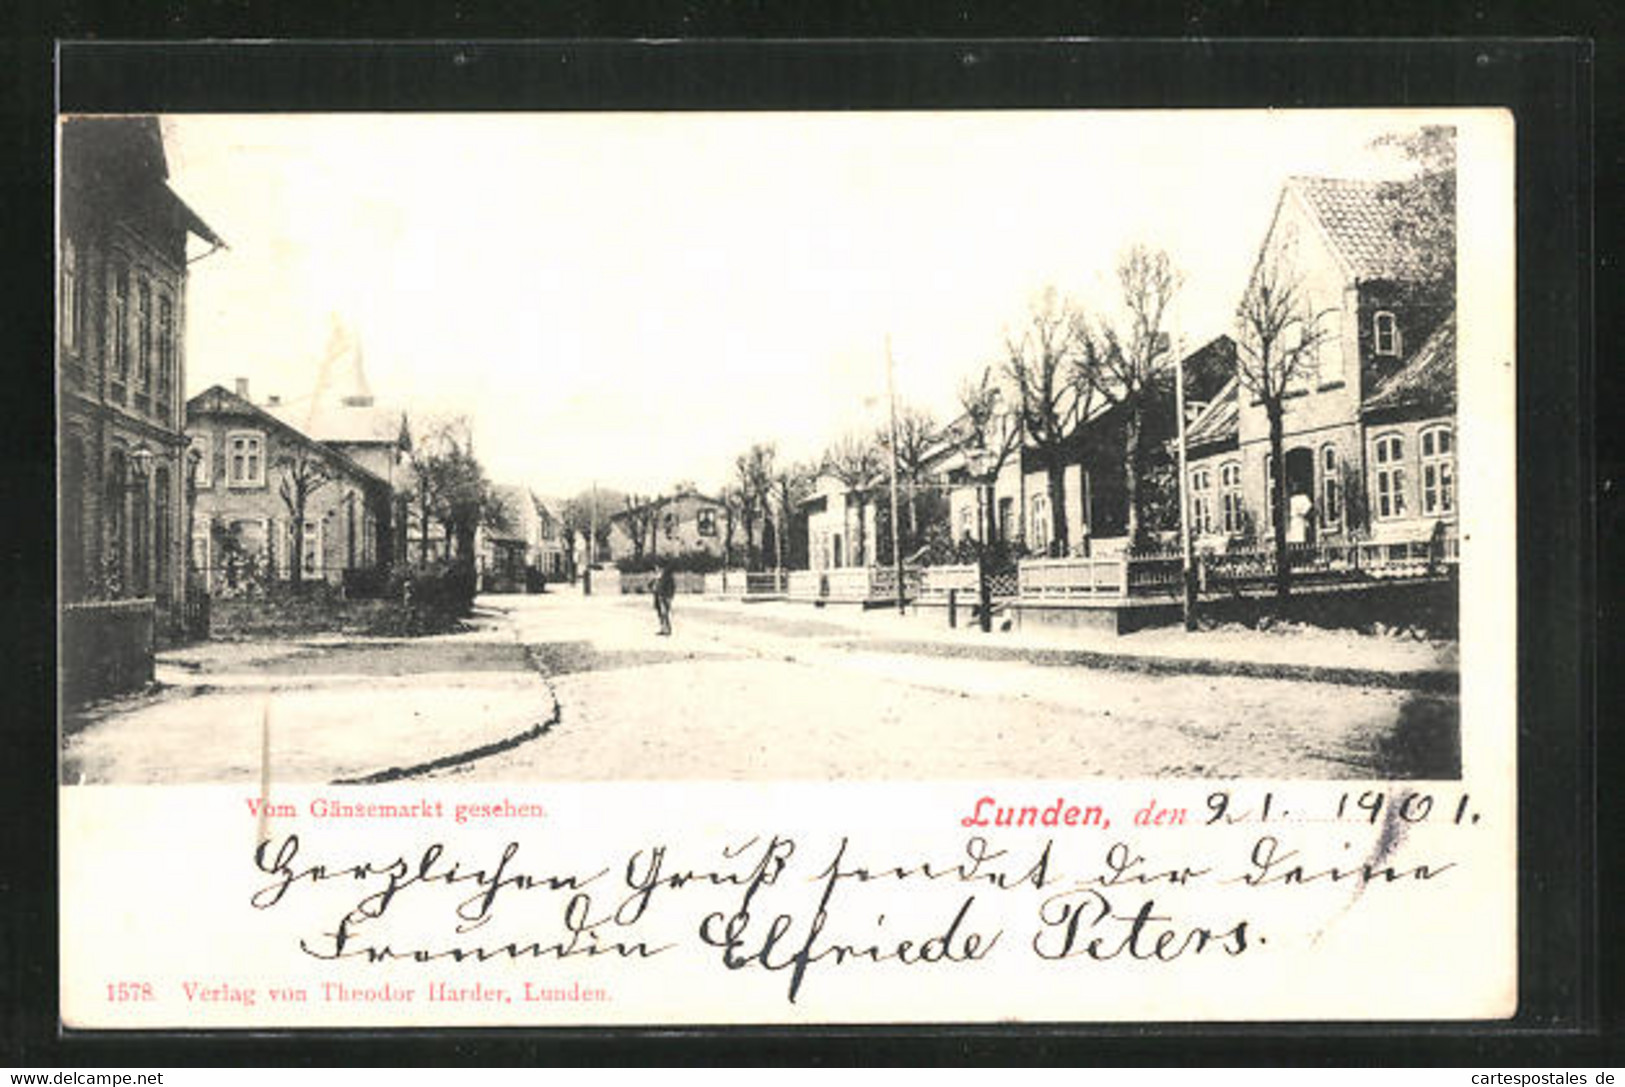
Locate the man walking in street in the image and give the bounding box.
[653,561,676,636]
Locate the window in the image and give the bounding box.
[663,511,677,539]
[958,504,976,542]
[189,434,213,488]
[998,497,1014,542]
[1373,433,1407,520]
[136,279,153,390]
[696,508,717,537]
[1220,461,1243,535]
[191,529,210,576]
[1373,311,1401,357]
[1029,494,1051,554]
[296,520,322,577]
[1319,444,1342,529]
[61,237,79,350]
[228,431,265,487]
[158,295,175,400]
[1189,466,1213,535]
[111,261,130,383]
[1420,426,1455,515]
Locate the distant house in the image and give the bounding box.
[1184,176,1455,547]
[478,483,543,592]
[186,382,392,593]
[800,470,883,571]
[532,497,571,580]
[58,116,224,634]
[606,490,727,563]
[934,335,1237,556]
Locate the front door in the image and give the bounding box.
[1284,447,1315,544]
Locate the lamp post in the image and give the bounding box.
[884,336,905,615]
[966,446,995,633]
[1173,344,1197,631]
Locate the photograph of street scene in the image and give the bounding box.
[58,110,1465,785]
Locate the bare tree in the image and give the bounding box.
[822,432,882,567]
[770,461,815,572]
[1233,238,1334,598]
[955,367,1024,548]
[1004,287,1090,555]
[1074,244,1182,547]
[275,444,332,587]
[621,494,657,560]
[734,442,777,571]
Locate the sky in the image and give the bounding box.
[163,109,1447,500]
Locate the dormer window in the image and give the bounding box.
[1373,311,1401,357]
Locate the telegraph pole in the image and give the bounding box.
[1173,343,1197,631]
[885,336,906,614]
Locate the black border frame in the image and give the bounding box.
[3,35,1602,1065]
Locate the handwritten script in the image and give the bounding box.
[250,810,1458,1003]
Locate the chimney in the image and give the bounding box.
[234,377,249,398]
[267,394,281,407]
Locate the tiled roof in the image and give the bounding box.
[186,385,388,489]
[1363,316,1456,418]
[1184,377,1239,450]
[1288,176,1431,281]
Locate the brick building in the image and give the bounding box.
[58,115,224,633]
[1183,176,1456,547]
[186,383,392,593]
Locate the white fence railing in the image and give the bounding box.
[915,563,979,604]
[787,570,822,601]
[702,570,788,596]
[1018,556,1130,599]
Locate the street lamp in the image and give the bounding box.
[964,446,996,633]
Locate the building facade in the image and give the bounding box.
[186,384,392,593]
[1184,176,1456,548]
[58,116,224,634]
[606,491,728,563]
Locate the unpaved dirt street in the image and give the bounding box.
[63,590,1457,784]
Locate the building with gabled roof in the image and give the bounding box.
[1184,173,1456,548]
[185,382,393,593]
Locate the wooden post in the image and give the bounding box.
[1174,344,1197,631]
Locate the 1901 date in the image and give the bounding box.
[1203,790,1479,827]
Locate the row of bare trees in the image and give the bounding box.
[946,235,1341,593]
[401,414,508,570]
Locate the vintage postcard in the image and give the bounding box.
[57,105,1515,1026]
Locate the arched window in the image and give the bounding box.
[1220,461,1243,534]
[1373,311,1401,357]
[1420,426,1455,515]
[136,278,153,391]
[105,449,127,596]
[62,436,86,598]
[153,465,171,603]
[1189,466,1213,535]
[1373,433,1407,520]
[110,261,130,385]
[1319,444,1342,529]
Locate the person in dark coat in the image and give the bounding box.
[653,561,676,635]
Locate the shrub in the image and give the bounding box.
[380,561,477,634]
